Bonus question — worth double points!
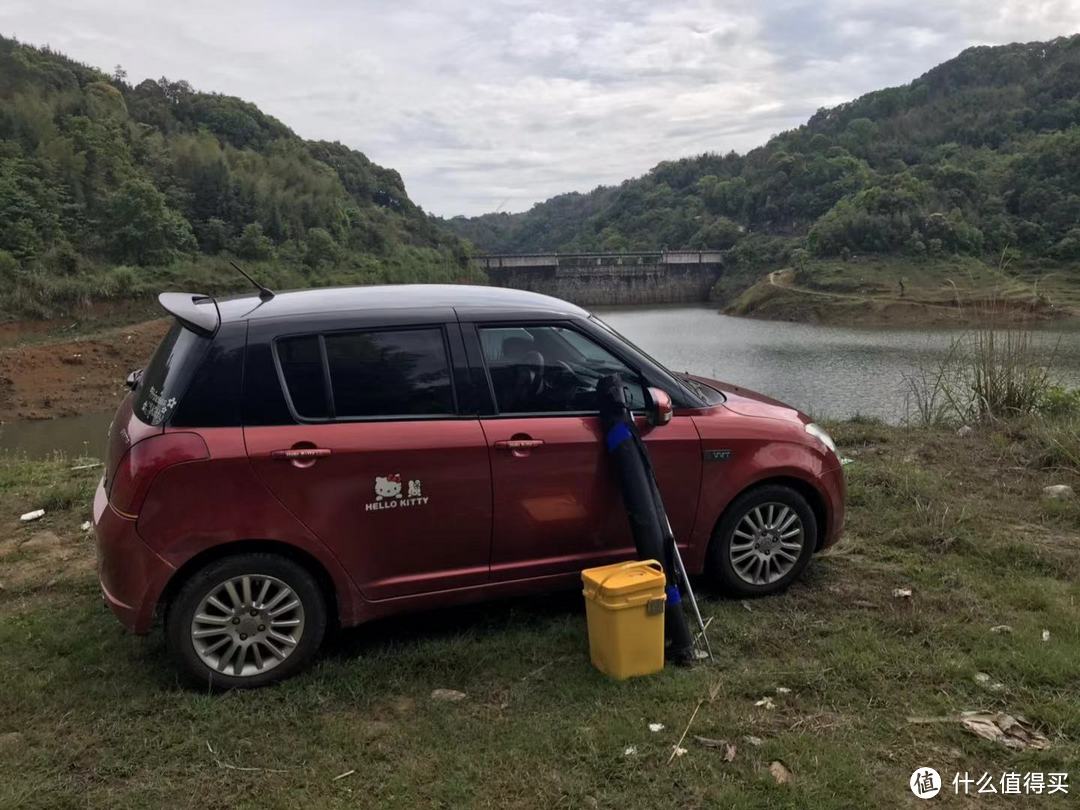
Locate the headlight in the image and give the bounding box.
[805,423,837,456]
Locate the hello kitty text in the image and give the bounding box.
[366,474,429,511]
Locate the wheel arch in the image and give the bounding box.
[158,540,340,628]
[709,475,829,554]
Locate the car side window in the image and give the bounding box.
[324,328,454,417]
[276,328,455,420]
[479,325,645,414]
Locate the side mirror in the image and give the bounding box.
[646,387,673,427]
[125,369,143,391]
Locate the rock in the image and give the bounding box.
[974,672,1004,692]
[754,696,776,710]
[1042,484,1075,501]
[769,760,794,784]
[19,509,45,522]
[80,521,92,532]
[430,689,466,702]
[957,425,974,438]
[989,624,1013,634]
[1041,629,1050,642]
[648,722,665,732]
[892,587,913,599]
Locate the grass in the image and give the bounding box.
[1,421,1079,808]
[901,292,1076,427]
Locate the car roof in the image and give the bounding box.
[212,284,588,323]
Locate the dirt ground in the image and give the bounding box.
[0,319,169,421]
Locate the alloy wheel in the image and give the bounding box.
[190,574,305,677]
[728,502,805,586]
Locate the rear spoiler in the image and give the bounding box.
[158,292,221,336]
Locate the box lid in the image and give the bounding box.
[582,560,665,599]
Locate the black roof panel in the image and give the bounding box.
[212,284,586,324]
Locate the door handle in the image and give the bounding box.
[271,447,332,460]
[493,439,544,451]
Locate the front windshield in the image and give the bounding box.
[588,314,706,406]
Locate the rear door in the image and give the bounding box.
[468,322,702,582]
[244,317,493,600]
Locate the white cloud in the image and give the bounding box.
[2,0,1078,215]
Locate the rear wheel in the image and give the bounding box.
[709,485,817,597]
[166,553,326,689]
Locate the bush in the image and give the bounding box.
[106,265,138,297]
[903,313,1060,426]
[303,227,340,268]
[235,222,273,260]
[0,249,18,280]
[43,239,80,274]
[1040,386,1080,418]
[195,218,230,254]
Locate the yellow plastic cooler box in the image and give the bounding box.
[581,560,667,679]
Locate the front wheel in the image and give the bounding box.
[165,553,327,689]
[709,485,817,597]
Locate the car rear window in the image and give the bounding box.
[134,322,211,426]
[276,328,454,419]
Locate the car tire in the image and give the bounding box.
[708,485,817,597]
[165,553,327,690]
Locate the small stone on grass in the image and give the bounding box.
[430,689,466,702]
[1042,484,1075,500]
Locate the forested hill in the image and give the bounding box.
[0,35,470,317]
[444,36,1080,269]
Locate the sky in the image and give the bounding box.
[3,1,1079,217]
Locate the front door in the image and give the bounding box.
[245,326,492,600]
[473,323,702,582]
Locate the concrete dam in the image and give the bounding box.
[472,251,723,306]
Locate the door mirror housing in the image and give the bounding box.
[646,387,673,427]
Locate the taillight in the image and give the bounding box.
[109,433,209,516]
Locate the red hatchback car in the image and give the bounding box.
[94,284,845,687]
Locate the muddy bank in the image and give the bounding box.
[0,319,169,421]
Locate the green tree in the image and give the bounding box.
[105,178,196,265]
[303,227,340,267]
[235,221,273,259]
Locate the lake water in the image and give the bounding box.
[4,306,1080,459]
[597,306,1080,422]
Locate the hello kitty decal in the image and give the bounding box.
[367,474,428,512]
[374,474,402,500]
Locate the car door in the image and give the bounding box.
[244,320,493,601]
[470,322,702,582]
